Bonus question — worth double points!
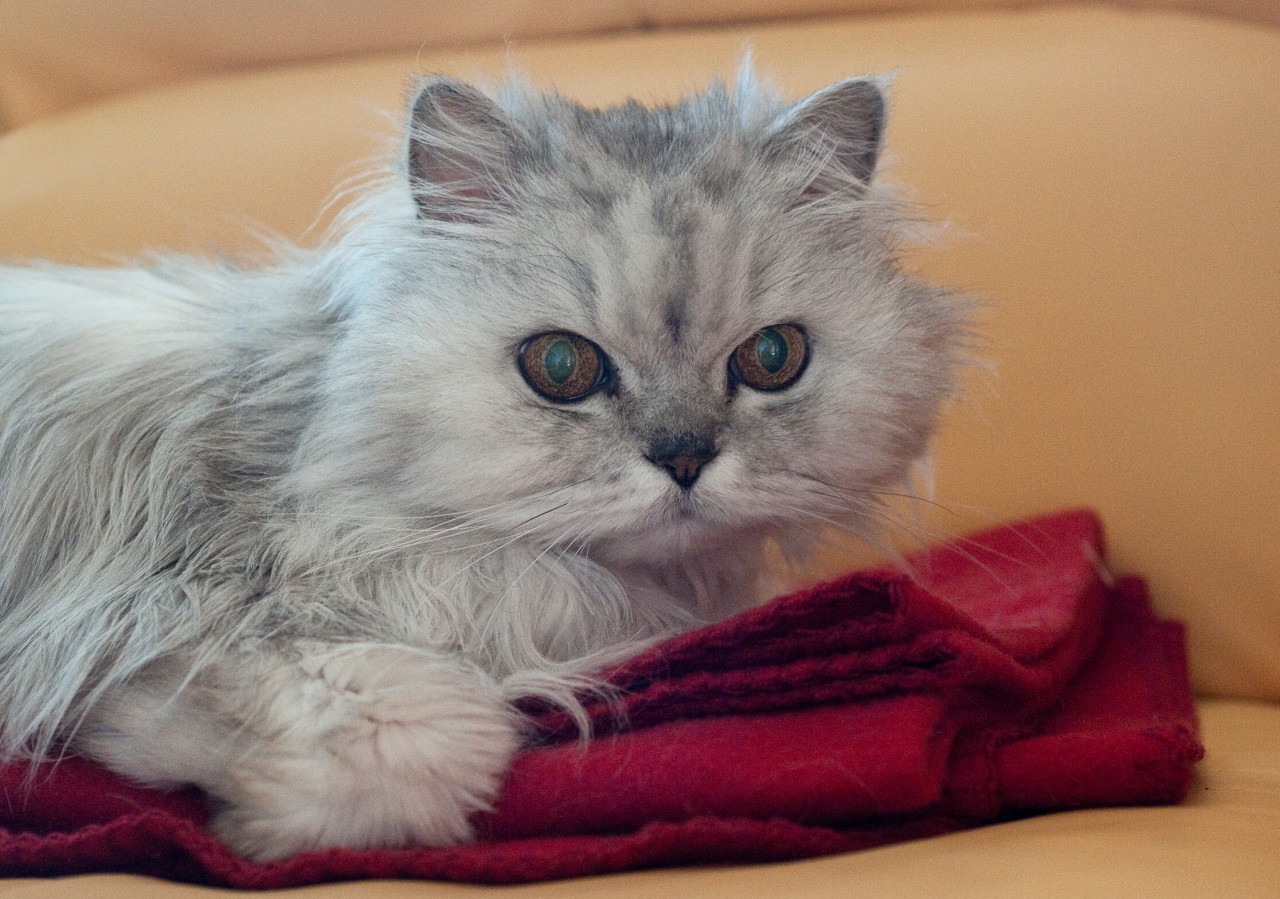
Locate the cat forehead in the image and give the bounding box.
[502,95,776,215]
[507,181,768,358]
[528,87,761,167]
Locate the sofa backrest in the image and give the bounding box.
[0,1,1276,703]
[1,0,1276,132]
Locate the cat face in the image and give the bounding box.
[309,72,966,565]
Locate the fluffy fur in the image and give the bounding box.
[0,67,968,860]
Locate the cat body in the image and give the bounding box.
[0,70,966,859]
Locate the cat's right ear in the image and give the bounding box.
[763,76,887,199]
[406,77,521,224]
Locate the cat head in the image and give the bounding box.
[302,69,968,568]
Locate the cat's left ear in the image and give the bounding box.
[764,77,886,194]
[405,76,523,223]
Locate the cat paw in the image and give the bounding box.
[209,644,518,861]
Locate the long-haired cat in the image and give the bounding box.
[0,67,968,860]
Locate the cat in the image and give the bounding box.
[0,66,968,860]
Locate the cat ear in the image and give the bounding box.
[406,76,521,223]
[765,77,886,195]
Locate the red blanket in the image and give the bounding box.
[0,509,1202,887]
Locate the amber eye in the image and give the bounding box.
[518,332,608,402]
[730,324,809,391]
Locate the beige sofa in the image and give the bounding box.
[1,1,1276,895]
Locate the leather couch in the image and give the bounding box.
[1,2,1276,895]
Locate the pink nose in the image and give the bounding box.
[662,455,710,488]
[646,432,718,490]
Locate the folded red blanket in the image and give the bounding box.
[0,508,1202,887]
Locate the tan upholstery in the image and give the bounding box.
[2,0,1278,131]
[0,1,1275,895]
[0,701,1274,899]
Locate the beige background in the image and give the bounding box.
[0,1,1276,895]
[1,4,1275,700]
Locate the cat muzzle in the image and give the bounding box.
[645,433,718,490]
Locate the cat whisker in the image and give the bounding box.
[785,497,1029,596]
[410,502,580,606]
[767,476,1009,585]
[289,480,599,574]
[474,517,591,650]
[287,479,588,527]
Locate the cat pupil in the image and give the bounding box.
[543,338,578,384]
[756,329,789,374]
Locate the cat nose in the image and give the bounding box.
[646,432,718,490]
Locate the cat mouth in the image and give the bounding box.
[663,489,739,534]
[673,492,699,518]
[666,482,715,520]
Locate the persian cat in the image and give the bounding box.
[0,68,967,860]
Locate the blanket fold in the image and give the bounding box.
[0,508,1203,887]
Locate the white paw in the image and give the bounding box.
[209,644,518,861]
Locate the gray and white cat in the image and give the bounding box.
[0,68,967,860]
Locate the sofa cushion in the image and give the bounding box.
[0,698,1274,897]
[1,3,1275,702]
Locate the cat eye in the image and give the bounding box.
[518,332,609,402]
[729,324,809,391]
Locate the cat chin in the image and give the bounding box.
[587,514,772,569]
